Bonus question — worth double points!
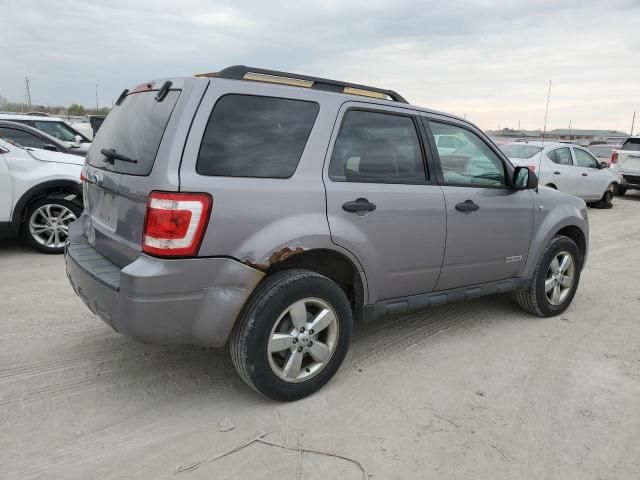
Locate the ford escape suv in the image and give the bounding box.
[66,66,589,401]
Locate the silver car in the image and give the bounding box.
[501,141,622,208]
[65,66,589,401]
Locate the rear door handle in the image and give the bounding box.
[554,171,561,175]
[582,173,588,176]
[342,198,377,213]
[455,199,480,213]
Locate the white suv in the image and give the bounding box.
[0,137,83,253]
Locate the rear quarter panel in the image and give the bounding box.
[178,79,367,292]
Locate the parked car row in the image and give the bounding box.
[0,67,636,400]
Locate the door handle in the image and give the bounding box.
[342,198,377,213]
[455,199,480,213]
[553,171,561,175]
[582,173,588,176]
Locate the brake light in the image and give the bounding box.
[611,151,618,164]
[142,192,212,257]
[80,170,86,183]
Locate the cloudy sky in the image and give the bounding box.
[1,0,639,132]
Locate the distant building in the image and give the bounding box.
[486,128,629,145]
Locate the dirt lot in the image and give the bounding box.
[2,194,639,480]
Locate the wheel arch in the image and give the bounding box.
[261,248,367,317]
[11,180,83,232]
[555,225,587,266]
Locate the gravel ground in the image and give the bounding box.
[2,194,639,480]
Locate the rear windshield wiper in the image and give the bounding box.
[100,148,138,164]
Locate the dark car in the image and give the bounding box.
[0,120,86,156]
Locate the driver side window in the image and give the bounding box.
[574,148,599,168]
[429,121,506,186]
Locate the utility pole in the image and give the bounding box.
[95,83,99,113]
[25,77,32,110]
[631,111,636,136]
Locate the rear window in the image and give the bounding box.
[87,90,180,175]
[621,138,640,151]
[196,94,319,178]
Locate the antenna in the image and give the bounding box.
[537,80,552,176]
[631,111,636,136]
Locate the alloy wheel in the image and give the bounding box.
[267,297,339,383]
[545,251,575,306]
[28,203,76,249]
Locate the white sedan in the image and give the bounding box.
[500,141,622,208]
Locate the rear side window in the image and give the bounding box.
[87,90,180,175]
[622,138,640,151]
[329,110,426,183]
[197,95,319,178]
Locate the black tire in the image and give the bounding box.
[515,235,582,317]
[230,269,353,401]
[615,185,627,196]
[591,184,614,209]
[21,197,82,254]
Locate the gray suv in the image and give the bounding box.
[65,66,589,401]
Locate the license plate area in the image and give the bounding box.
[94,190,118,228]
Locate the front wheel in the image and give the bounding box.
[516,235,582,317]
[615,185,627,196]
[230,269,352,401]
[591,184,615,209]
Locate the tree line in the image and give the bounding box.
[0,95,110,116]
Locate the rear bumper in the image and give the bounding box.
[65,224,264,347]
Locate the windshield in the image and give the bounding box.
[86,89,180,176]
[33,121,84,143]
[621,138,640,152]
[500,144,542,159]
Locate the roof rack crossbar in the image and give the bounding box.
[206,65,408,103]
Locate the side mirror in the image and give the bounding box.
[42,143,57,152]
[513,166,538,190]
[74,135,83,145]
[599,161,608,169]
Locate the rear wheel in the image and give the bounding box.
[230,269,352,401]
[516,235,581,317]
[21,197,82,254]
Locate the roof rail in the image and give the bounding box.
[196,65,408,104]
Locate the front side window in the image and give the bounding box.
[548,147,573,165]
[0,127,52,150]
[33,121,80,143]
[574,148,599,168]
[429,121,505,186]
[329,110,426,183]
[197,95,319,178]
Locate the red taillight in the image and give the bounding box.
[142,192,212,257]
[611,152,618,164]
[80,171,86,183]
